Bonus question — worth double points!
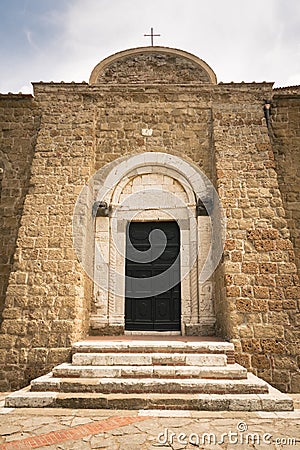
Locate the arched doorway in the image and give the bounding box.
[90,152,219,335]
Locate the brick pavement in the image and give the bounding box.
[0,393,299,449]
[0,415,147,450]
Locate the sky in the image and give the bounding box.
[0,0,300,93]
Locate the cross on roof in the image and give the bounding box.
[144,27,161,46]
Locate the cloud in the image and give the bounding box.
[44,0,300,86]
[0,0,299,93]
[24,29,40,52]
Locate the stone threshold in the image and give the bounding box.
[84,334,226,342]
[124,331,181,336]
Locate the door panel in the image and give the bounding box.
[125,221,181,331]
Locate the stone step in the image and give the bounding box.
[53,363,247,379]
[72,352,228,367]
[5,385,294,411]
[30,372,269,395]
[72,340,235,356]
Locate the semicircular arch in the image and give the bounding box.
[89,46,217,85]
[95,152,212,205]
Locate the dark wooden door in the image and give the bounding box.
[125,221,181,331]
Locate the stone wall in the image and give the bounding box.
[0,86,95,389]
[271,88,300,274]
[94,88,213,176]
[213,84,300,392]
[0,67,299,391]
[0,95,40,326]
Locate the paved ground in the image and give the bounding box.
[0,393,299,450]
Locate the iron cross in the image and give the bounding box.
[144,27,161,46]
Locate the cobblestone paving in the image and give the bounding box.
[0,395,299,449]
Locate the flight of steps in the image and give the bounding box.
[5,339,293,411]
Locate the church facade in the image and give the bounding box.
[0,46,299,393]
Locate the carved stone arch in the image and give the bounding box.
[110,166,196,207]
[91,152,216,335]
[95,152,212,205]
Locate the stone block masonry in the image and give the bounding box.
[212,84,299,393]
[271,87,300,274]
[0,86,96,390]
[0,94,40,328]
[0,47,299,393]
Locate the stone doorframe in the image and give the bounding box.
[90,152,216,335]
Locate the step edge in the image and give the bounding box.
[5,390,293,411]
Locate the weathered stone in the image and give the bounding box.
[254,287,269,298]
[285,286,300,298]
[242,262,259,274]
[256,275,276,286]
[251,355,271,370]
[282,299,297,309]
[236,298,252,312]
[252,299,268,311]
[241,339,261,353]
[261,339,285,354]
[291,373,300,393]
[226,286,240,297]
[259,263,277,274]
[268,300,283,311]
[254,240,275,251]
[253,325,284,339]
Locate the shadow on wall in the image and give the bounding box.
[0,97,40,326]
